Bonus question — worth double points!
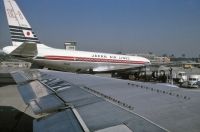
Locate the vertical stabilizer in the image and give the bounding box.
[3,0,40,46]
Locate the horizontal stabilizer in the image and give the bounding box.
[10,42,37,57]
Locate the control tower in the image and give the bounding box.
[64,41,77,51]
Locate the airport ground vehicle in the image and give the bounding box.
[187,75,200,88]
[173,71,187,84]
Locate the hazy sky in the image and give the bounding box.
[0,0,200,57]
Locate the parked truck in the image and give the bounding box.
[187,75,200,88]
[173,71,187,84]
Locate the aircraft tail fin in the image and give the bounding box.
[3,0,40,46]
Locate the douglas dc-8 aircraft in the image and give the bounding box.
[3,0,150,78]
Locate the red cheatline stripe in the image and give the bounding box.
[44,56,145,64]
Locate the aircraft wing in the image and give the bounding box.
[11,69,200,132]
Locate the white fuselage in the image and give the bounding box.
[31,44,150,72]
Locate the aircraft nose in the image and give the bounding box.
[144,58,151,65]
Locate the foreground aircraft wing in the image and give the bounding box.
[11,69,200,132]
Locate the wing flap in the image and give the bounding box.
[29,95,65,114]
[12,70,52,104]
[33,109,84,132]
[17,80,52,104]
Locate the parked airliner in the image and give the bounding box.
[3,0,150,78]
